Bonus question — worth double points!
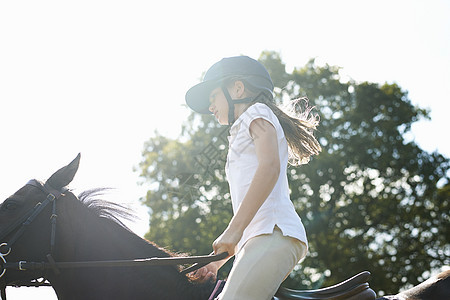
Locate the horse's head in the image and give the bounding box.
[1,154,218,299]
[0,154,80,285]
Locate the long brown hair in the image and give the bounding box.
[231,77,322,166]
[263,96,321,166]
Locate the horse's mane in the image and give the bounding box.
[77,188,137,231]
[75,188,179,260]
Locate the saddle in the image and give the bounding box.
[209,271,376,300]
[274,271,376,300]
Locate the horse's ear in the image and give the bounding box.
[46,153,81,190]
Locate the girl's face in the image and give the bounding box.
[209,87,229,125]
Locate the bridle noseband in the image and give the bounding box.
[0,179,66,299]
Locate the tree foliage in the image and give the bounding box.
[137,51,449,295]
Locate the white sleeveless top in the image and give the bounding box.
[225,103,308,253]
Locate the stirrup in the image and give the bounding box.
[274,271,377,300]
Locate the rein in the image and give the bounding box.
[0,180,227,300]
[3,252,228,273]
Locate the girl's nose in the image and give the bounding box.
[209,104,214,113]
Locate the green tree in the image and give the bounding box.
[137,51,449,295]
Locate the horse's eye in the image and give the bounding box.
[1,200,19,211]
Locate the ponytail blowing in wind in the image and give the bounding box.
[271,97,321,166]
[243,87,322,166]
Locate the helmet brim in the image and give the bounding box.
[185,80,218,114]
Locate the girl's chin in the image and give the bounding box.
[215,116,227,125]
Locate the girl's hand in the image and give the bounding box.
[212,227,243,257]
[189,262,218,283]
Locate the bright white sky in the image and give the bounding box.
[1,0,449,298]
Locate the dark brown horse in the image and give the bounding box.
[0,154,216,299]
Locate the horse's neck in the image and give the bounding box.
[57,197,165,260]
[49,202,214,299]
[74,216,166,259]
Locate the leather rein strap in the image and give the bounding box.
[3,252,228,273]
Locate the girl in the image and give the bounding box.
[185,56,321,300]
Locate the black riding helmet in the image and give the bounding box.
[185,56,274,124]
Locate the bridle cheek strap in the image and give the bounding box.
[25,180,66,262]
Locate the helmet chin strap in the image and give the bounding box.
[221,86,253,125]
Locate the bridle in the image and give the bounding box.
[0,179,66,299]
[0,179,66,259]
[0,180,227,300]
